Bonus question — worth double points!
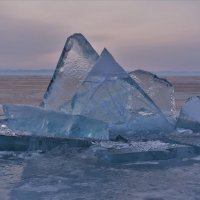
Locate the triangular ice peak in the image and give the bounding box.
[86,48,128,81]
[61,49,173,134]
[40,33,99,111]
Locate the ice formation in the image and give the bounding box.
[2,104,109,140]
[0,34,180,142]
[61,49,173,135]
[176,96,200,132]
[129,70,176,121]
[41,33,99,111]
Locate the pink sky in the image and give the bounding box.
[0,1,200,71]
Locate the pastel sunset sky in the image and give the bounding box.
[0,1,200,71]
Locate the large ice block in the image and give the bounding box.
[41,33,99,111]
[176,96,200,132]
[61,49,174,134]
[129,70,176,121]
[2,104,109,140]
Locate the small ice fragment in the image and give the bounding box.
[1,124,7,128]
[0,104,6,120]
[176,96,200,132]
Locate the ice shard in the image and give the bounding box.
[61,49,174,134]
[129,70,176,121]
[176,96,200,132]
[41,33,99,111]
[1,104,109,140]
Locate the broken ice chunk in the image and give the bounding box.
[2,104,109,140]
[129,70,176,121]
[0,104,6,120]
[41,33,99,111]
[176,96,200,132]
[92,140,197,163]
[61,49,174,134]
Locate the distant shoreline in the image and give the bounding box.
[0,69,54,76]
[0,69,200,77]
[0,74,200,110]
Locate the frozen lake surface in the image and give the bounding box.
[0,75,200,200]
[1,141,200,200]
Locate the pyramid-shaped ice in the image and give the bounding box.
[61,49,173,134]
[41,33,99,111]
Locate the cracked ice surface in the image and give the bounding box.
[41,33,99,111]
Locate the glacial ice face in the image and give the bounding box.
[61,49,174,134]
[176,96,200,132]
[129,70,176,121]
[41,33,99,111]
[2,104,109,140]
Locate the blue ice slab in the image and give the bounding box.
[176,96,200,132]
[2,104,109,140]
